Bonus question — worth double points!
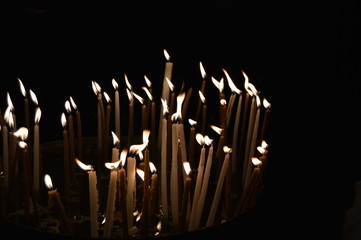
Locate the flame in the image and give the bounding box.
[222,68,241,94]
[129,143,147,156]
[204,135,213,146]
[210,125,223,135]
[164,49,170,61]
[34,107,41,124]
[252,157,262,167]
[211,77,220,92]
[196,133,205,146]
[263,98,271,109]
[103,91,111,104]
[242,70,249,90]
[219,78,224,93]
[91,81,101,96]
[188,118,197,127]
[248,82,258,97]
[144,75,152,88]
[111,131,120,146]
[124,74,132,90]
[18,141,27,149]
[75,158,92,171]
[199,90,206,103]
[7,109,14,129]
[105,160,121,170]
[65,100,71,113]
[112,78,118,90]
[261,140,269,149]
[44,174,53,190]
[183,161,191,176]
[257,146,266,155]
[161,98,169,116]
[149,162,157,174]
[29,89,38,105]
[136,168,144,181]
[142,87,153,101]
[69,96,77,110]
[61,112,67,128]
[133,92,144,105]
[200,61,207,79]
[256,94,261,108]
[223,146,232,154]
[176,92,186,119]
[166,77,175,92]
[14,127,28,141]
[18,78,26,97]
[143,129,151,145]
[7,92,14,111]
[120,149,128,168]
[4,106,11,125]
[220,99,227,106]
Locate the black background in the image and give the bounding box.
[1,1,360,239]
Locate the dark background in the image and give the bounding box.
[1,1,360,239]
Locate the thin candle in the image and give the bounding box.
[2,107,10,200]
[61,113,70,199]
[170,111,180,226]
[91,81,103,155]
[33,107,41,202]
[126,86,134,147]
[199,91,207,135]
[195,61,207,123]
[65,100,76,181]
[149,162,158,228]
[141,130,151,237]
[166,78,176,115]
[160,98,169,224]
[70,97,83,161]
[112,79,121,138]
[180,162,191,231]
[103,91,112,161]
[111,131,120,162]
[144,75,152,129]
[188,119,197,170]
[260,98,271,142]
[118,149,128,237]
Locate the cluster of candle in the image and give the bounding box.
[0,49,271,238]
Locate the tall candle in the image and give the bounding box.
[61,113,70,199]
[118,149,128,237]
[181,87,192,121]
[160,98,169,223]
[171,117,179,226]
[180,162,191,231]
[18,78,30,130]
[33,107,41,202]
[195,61,207,123]
[70,97,83,161]
[126,145,139,232]
[198,91,207,135]
[75,158,99,238]
[206,146,231,228]
[65,100,76,181]
[260,98,271,141]
[112,79,121,138]
[2,116,9,199]
[126,88,134,147]
[231,93,243,187]
[103,92,112,162]
[141,130,151,237]
[188,119,197,170]
[149,162,158,228]
[103,160,121,238]
[91,81,104,155]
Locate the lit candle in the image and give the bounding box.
[33,107,41,202]
[199,91,207,135]
[112,78,121,138]
[75,158,99,238]
[238,70,251,161]
[162,49,173,107]
[142,86,153,131]
[125,75,134,146]
[195,61,207,123]
[44,174,73,235]
[160,98,169,223]
[142,87,155,161]
[118,149,128,237]
[91,81,104,155]
[206,146,231,227]
[103,159,121,238]
[231,90,243,186]
[188,119,197,170]
[18,78,30,130]
[149,162,158,228]
[181,87,192,121]
[188,134,206,231]
[170,112,180,226]
[176,92,187,165]
[260,98,271,141]
[111,131,120,162]
[69,97,83,161]
[144,75,152,129]
[65,100,76,181]
[180,161,191,231]
[2,107,9,198]
[141,130,151,237]
[61,113,70,199]
[103,91,112,161]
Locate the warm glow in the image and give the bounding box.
[7,92,14,111]
[133,92,144,105]
[144,75,152,88]
[257,146,266,155]
[18,78,26,97]
[4,106,11,125]
[204,135,213,146]
[111,131,120,146]
[14,127,29,141]
[199,90,206,104]
[129,143,147,156]
[120,149,128,168]
[263,98,271,109]
[75,158,92,171]
[29,89,38,105]
[222,68,241,94]
[188,118,197,127]
[161,98,169,116]
[166,77,175,92]
[65,100,71,113]
[61,112,67,128]
[248,82,258,97]
[105,160,121,170]
[223,146,232,154]
[211,77,224,93]
[220,99,227,106]
[18,141,27,149]
[252,157,262,167]
[242,70,249,91]
[103,91,111,104]
[142,87,153,101]
[196,133,205,146]
[44,174,53,190]
[143,129,151,146]
[183,161,191,176]
[210,125,223,135]
[176,92,186,120]
[164,49,171,61]
[200,61,207,79]
[92,81,101,96]
[136,168,144,181]
[149,162,157,174]
[34,107,41,124]
[261,140,269,149]
[69,97,78,110]
[112,78,118,90]
[124,74,132,90]
[256,94,261,108]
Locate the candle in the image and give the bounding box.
[143,75,152,129]
[2,108,9,199]
[195,61,207,123]
[91,81,104,155]
[61,113,70,199]
[231,92,243,189]
[112,79,121,138]
[188,119,197,170]
[180,162,191,231]
[70,97,83,161]
[118,149,128,237]
[44,174,73,235]
[198,91,207,135]
[206,146,231,228]
[103,159,121,238]
[126,87,134,147]
[33,107,41,202]
[181,87,192,121]
[238,70,251,160]
[149,162,158,228]
[65,100,76,181]
[170,113,179,226]
[75,158,99,238]
[160,98,169,223]
[111,131,120,162]
[188,134,206,231]
[176,92,187,165]
[141,130,151,237]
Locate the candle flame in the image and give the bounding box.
[112,78,118,90]
[248,82,258,97]
[188,118,197,127]
[30,89,38,105]
[142,87,153,101]
[4,106,11,125]
[133,92,144,105]
[263,98,271,109]
[14,127,28,141]
[105,160,121,170]
[111,131,120,146]
[18,141,27,149]
[124,74,132,90]
[149,161,157,174]
[183,161,191,176]
[210,125,223,135]
[166,77,175,92]
[91,81,101,96]
[136,168,144,181]
[120,149,128,168]
[61,112,67,128]
[129,143,147,156]
[143,129,151,146]
[196,133,205,146]
[223,146,232,154]
[144,75,152,88]
[252,157,262,167]
[211,77,220,92]
[200,61,207,79]
[65,100,72,113]
[126,88,133,103]
[163,49,170,61]
[34,107,41,124]
[161,98,169,116]
[18,78,27,97]
[176,92,186,120]
[199,90,206,103]
[220,99,227,106]
[103,91,111,104]
[261,140,269,149]
[7,92,14,111]
[75,158,92,171]
[69,96,78,110]
[204,135,213,146]
[256,94,261,108]
[44,174,53,190]
[222,68,241,94]
[257,146,266,155]
[242,70,249,90]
